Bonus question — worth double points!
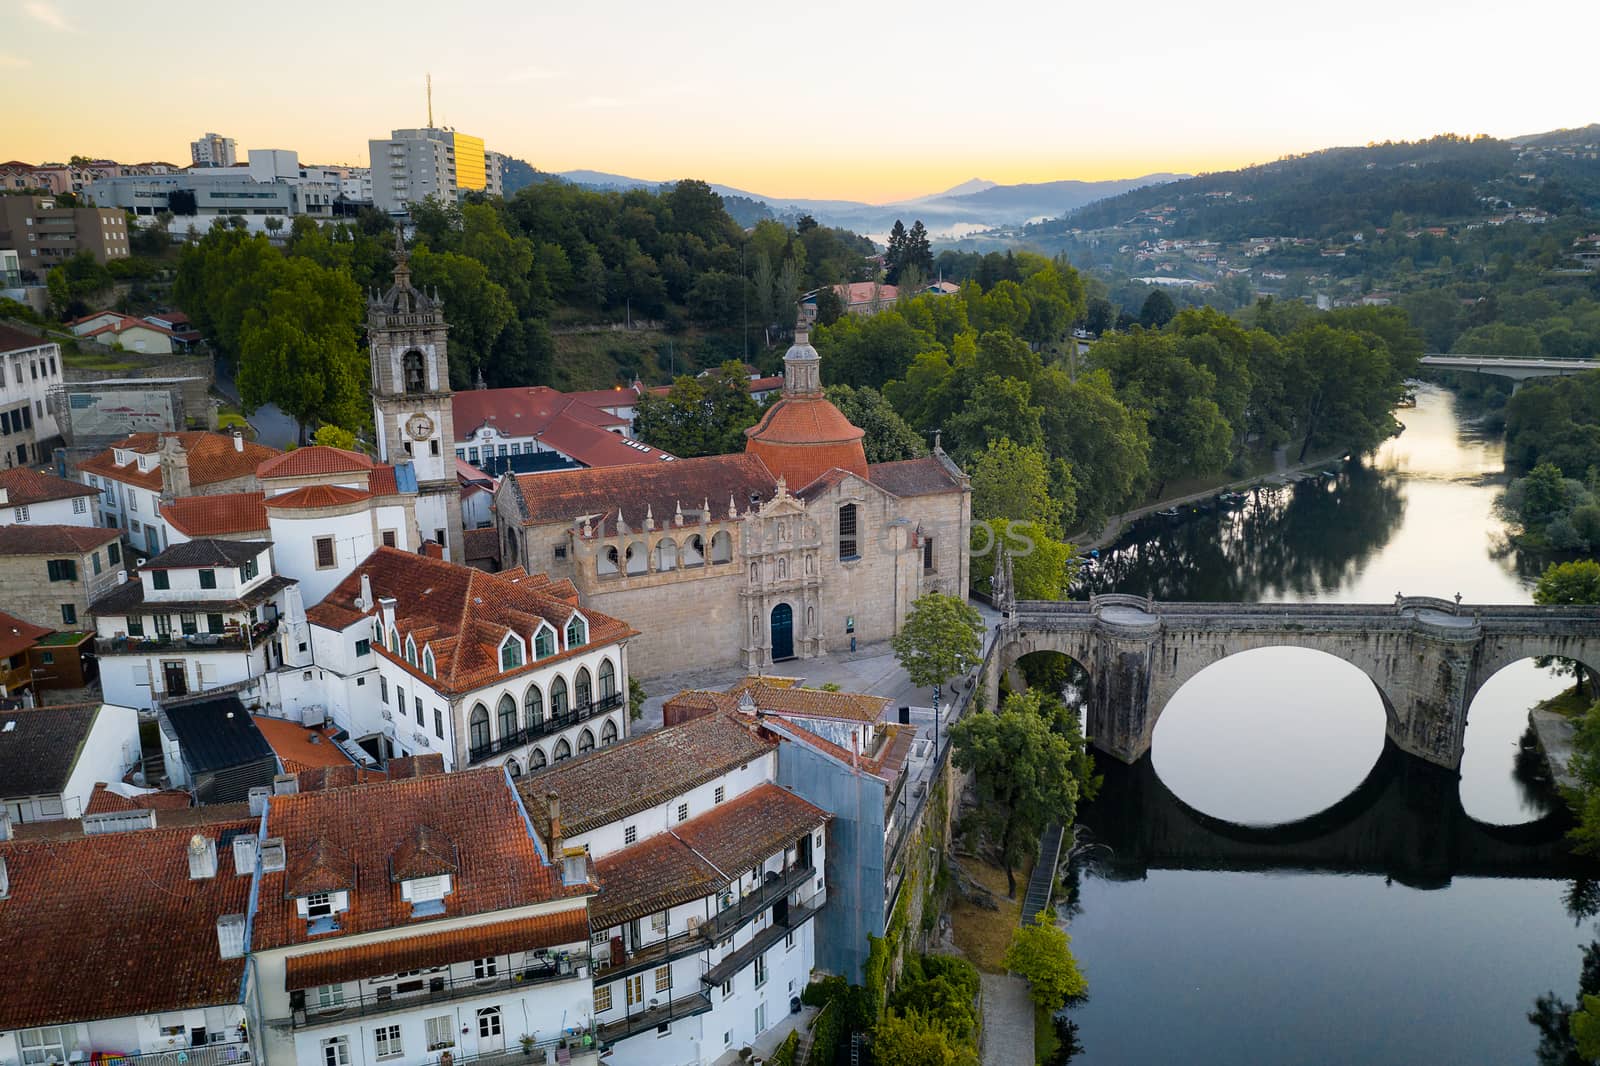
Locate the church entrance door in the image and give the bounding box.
[770,603,795,661]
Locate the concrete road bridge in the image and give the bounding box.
[989,595,1600,770]
[1419,354,1597,386]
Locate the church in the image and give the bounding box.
[491,330,972,678]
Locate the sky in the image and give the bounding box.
[4,0,1596,204]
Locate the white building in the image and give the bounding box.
[0,702,141,823]
[293,546,636,771]
[251,766,602,1066]
[0,325,62,469]
[0,466,98,526]
[190,131,238,168]
[370,129,458,215]
[519,711,829,1066]
[90,538,297,710]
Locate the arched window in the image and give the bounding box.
[683,534,705,567]
[505,757,522,779]
[530,746,547,770]
[599,547,619,577]
[656,538,678,571]
[422,647,435,677]
[389,628,400,653]
[710,530,732,564]
[566,616,587,648]
[838,503,859,558]
[500,635,523,672]
[403,350,426,393]
[599,659,616,699]
[624,542,647,576]
[524,683,544,728]
[469,704,490,752]
[497,694,517,739]
[578,728,595,754]
[553,737,572,762]
[575,667,592,710]
[534,625,556,660]
[551,676,569,718]
[404,635,417,666]
[601,718,619,746]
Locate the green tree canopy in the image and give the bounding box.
[1003,915,1089,1010]
[826,384,927,463]
[632,360,761,457]
[891,593,984,693]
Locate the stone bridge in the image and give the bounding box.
[988,595,1600,770]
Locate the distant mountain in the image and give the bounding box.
[1511,123,1600,148]
[554,169,1184,239]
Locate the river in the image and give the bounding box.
[1063,384,1595,1065]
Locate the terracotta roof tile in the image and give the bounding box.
[0,523,120,556]
[517,712,775,838]
[76,432,281,491]
[252,767,590,950]
[369,464,401,496]
[0,466,99,506]
[252,715,359,774]
[673,781,829,873]
[285,837,357,897]
[284,911,589,989]
[306,548,636,695]
[454,386,629,439]
[464,526,501,564]
[867,457,963,497]
[744,395,868,488]
[264,484,372,509]
[0,325,52,353]
[0,609,51,659]
[590,833,719,928]
[389,824,460,881]
[511,453,777,526]
[161,491,269,537]
[727,678,889,723]
[84,782,195,814]
[0,822,254,1028]
[257,445,373,479]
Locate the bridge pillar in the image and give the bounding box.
[1382,631,1477,770]
[1085,629,1161,764]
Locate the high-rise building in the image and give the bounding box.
[189,131,237,168]
[368,128,499,214]
[0,195,129,267]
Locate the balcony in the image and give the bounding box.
[699,862,814,943]
[701,902,817,988]
[275,954,584,1031]
[468,691,624,763]
[597,990,713,1045]
[593,927,703,982]
[85,1040,250,1066]
[98,618,278,656]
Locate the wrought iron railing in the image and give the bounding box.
[701,902,817,988]
[699,862,814,943]
[597,990,713,1044]
[99,618,278,655]
[468,692,624,763]
[276,955,583,1030]
[80,1039,251,1066]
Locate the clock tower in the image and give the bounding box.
[369,230,464,561]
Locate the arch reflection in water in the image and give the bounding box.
[1081,739,1577,890]
[1461,657,1579,825]
[1151,647,1389,825]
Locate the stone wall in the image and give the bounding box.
[0,548,118,629]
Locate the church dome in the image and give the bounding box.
[744,330,868,488]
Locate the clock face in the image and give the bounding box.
[405,413,435,440]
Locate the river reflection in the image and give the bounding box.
[1061,385,1596,1064]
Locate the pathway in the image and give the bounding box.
[1530,707,1580,790]
[1020,822,1064,928]
[980,973,1035,1066]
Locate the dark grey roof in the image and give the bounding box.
[142,539,270,570]
[164,696,275,776]
[90,574,295,616]
[0,704,101,799]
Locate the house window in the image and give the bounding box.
[470,705,490,751]
[180,613,197,635]
[524,683,544,727]
[127,616,144,637]
[677,802,689,823]
[379,674,389,703]
[652,910,668,934]
[72,496,86,516]
[425,1016,455,1051]
[12,505,27,522]
[576,667,592,709]
[923,536,935,571]
[374,1025,403,1059]
[381,529,397,548]
[320,1038,350,1066]
[422,647,435,676]
[19,1026,73,1065]
[356,639,371,657]
[60,603,76,625]
[714,786,725,805]
[108,542,120,564]
[786,930,796,952]
[241,556,258,581]
[474,957,499,979]
[599,658,617,698]
[199,568,216,589]
[721,979,733,1000]
[314,536,336,569]
[91,552,101,576]
[551,676,569,717]
[655,965,672,992]
[304,892,334,918]
[414,695,424,725]
[595,985,613,1012]
[316,984,345,1008]
[478,1007,503,1042]
[500,635,523,671]
[565,616,586,647]
[534,627,555,659]
[46,558,77,582]
[838,504,858,559]
[624,825,637,846]
[625,974,644,1007]
[497,694,516,738]
[149,568,167,589]
[207,613,224,633]
[434,708,444,739]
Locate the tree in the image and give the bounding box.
[1535,560,1600,698]
[633,361,760,457]
[311,424,357,450]
[891,593,983,694]
[1572,996,1600,1062]
[826,384,926,463]
[264,216,283,235]
[950,689,1089,896]
[904,221,934,279]
[884,220,909,284]
[970,517,1076,601]
[1003,915,1088,1009]
[1138,289,1176,329]
[871,1011,979,1066]
[969,438,1064,533]
[410,247,515,389]
[1031,368,1150,528]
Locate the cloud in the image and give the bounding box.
[23,2,72,30]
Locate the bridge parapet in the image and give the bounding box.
[1396,595,1463,615]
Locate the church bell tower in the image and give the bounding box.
[369,230,464,561]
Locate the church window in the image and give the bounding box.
[599,547,619,577]
[576,667,593,710]
[403,350,426,393]
[430,440,440,456]
[684,534,705,567]
[534,625,556,660]
[838,504,858,559]
[566,616,587,648]
[497,694,517,739]
[525,683,544,727]
[710,531,732,564]
[579,728,595,753]
[553,737,572,762]
[530,746,547,769]
[500,635,523,672]
[551,676,569,718]
[599,659,616,699]
[923,536,936,572]
[602,718,619,746]
[469,705,490,753]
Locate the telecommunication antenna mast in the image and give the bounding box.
[426,73,433,127]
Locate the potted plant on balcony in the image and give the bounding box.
[519,1034,537,1057]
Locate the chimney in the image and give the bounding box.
[0,488,8,506]
[188,833,218,880]
[0,808,10,842]
[422,541,443,560]
[159,435,192,500]
[358,573,374,610]
[247,786,271,816]
[272,773,299,796]
[546,791,563,857]
[216,913,246,959]
[231,427,244,453]
[232,833,258,875]
[259,837,286,872]
[0,855,8,900]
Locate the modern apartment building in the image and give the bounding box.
[369,128,499,214]
[0,325,63,468]
[190,131,237,168]
[0,195,129,267]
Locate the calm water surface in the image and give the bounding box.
[1065,386,1594,1065]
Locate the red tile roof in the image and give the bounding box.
[744,395,868,488]
[304,547,636,694]
[284,911,589,989]
[671,678,890,724]
[160,491,269,537]
[84,782,195,814]
[510,452,777,526]
[252,715,359,773]
[264,484,372,510]
[252,768,590,950]
[0,609,50,659]
[77,432,281,491]
[453,387,673,469]
[464,526,502,564]
[567,386,642,411]
[0,466,99,506]
[0,821,254,1028]
[866,457,964,497]
[0,324,52,354]
[0,523,120,555]
[257,446,374,480]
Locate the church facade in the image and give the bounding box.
[493,331,970,678]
